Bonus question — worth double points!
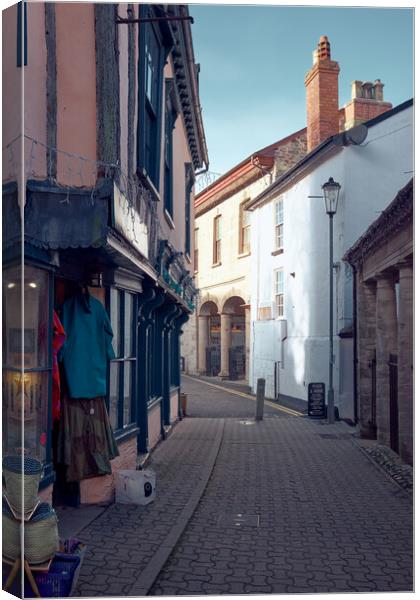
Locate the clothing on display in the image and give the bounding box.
[52,311,66,421]
[57,396,119,482]
[59,290,116,399]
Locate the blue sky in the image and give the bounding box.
[189,5,414,175]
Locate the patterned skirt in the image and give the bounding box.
[57,396,119,482]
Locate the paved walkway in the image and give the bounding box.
[74,377,413,596]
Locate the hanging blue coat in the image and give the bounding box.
[59,292,115,398]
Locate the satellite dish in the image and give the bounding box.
[345,124,368,145]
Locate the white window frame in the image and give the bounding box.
[274,268,284,318]
[274,197,284,251]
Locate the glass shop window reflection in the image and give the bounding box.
[108,288,136,432]
[2,266,50,462]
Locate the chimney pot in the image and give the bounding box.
[351,80,363,99]
[373,79,384,101]
[317,35,331,61]
[362,81,374,99]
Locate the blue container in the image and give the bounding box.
[32,553,80,598]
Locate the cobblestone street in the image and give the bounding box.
[75,376,413,596]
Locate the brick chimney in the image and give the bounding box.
[342,79,392,130]
[305,36,340,152]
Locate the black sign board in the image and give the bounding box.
[308,383,326,418]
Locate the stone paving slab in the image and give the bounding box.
[151,414,413,596]
[74,418,224,597]
[73,377,413,596]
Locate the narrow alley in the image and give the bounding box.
[73,377,413,596]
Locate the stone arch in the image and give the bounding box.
[198,300,219,317]
[221,295,246,316]
[198,292,220,315]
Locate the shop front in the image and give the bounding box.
[2,179,196,506]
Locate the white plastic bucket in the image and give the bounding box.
[115,469,156,505]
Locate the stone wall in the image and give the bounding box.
[273,130,307,179]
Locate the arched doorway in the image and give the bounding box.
[198,301,220,376]
[221,296,246,380]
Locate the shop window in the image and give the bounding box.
[3,265,51,462]
[108,288,137,432]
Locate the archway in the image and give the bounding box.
[220,296,246,380]
[198,301,220,375]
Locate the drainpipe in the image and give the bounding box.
[351,264,358,425]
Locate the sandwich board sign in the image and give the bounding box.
[308,383,326,418]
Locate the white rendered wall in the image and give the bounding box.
[250,105,413,419]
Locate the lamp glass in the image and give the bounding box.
[322,177,341,215]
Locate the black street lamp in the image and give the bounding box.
[322,177,341,423]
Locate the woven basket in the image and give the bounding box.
[3,455,43,516]
[2,500,59,565]
[2,501,21,561]
[25,503,59,564]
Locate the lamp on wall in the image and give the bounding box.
[322,177,341,424]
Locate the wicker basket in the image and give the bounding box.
[2,501,21,561]
[3,455,43,516]
[25,503,59,564]
[2,501,59,565]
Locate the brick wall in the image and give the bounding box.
[344,98,393,129]
[305,60,340,151]
[79,435,137,504]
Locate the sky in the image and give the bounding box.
[189,5,414,176]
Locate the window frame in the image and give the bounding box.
[274,197,284,251]
[106,287,138,436]
[185,163,194,258]
[3,260,54,488]
[274,268,284,318]
[194,227,199,273]
[163,79,179,219]
[137,5,167,191]
[239,201,251,255]
[213,215,222,265]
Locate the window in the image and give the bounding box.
[3,265,51,462]
[17,1,27,67]
[194,228,199,272]
[138,7,166,189]
[239,202,251,254]
[213,215,222,264]
[108,289,137,431]
[274,269,284,318]
[274,198,284,251]
[164,80,178,218]
[185,164,194,257]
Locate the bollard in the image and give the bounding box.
[255,378,265,421]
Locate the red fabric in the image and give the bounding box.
[52,311,66,420]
